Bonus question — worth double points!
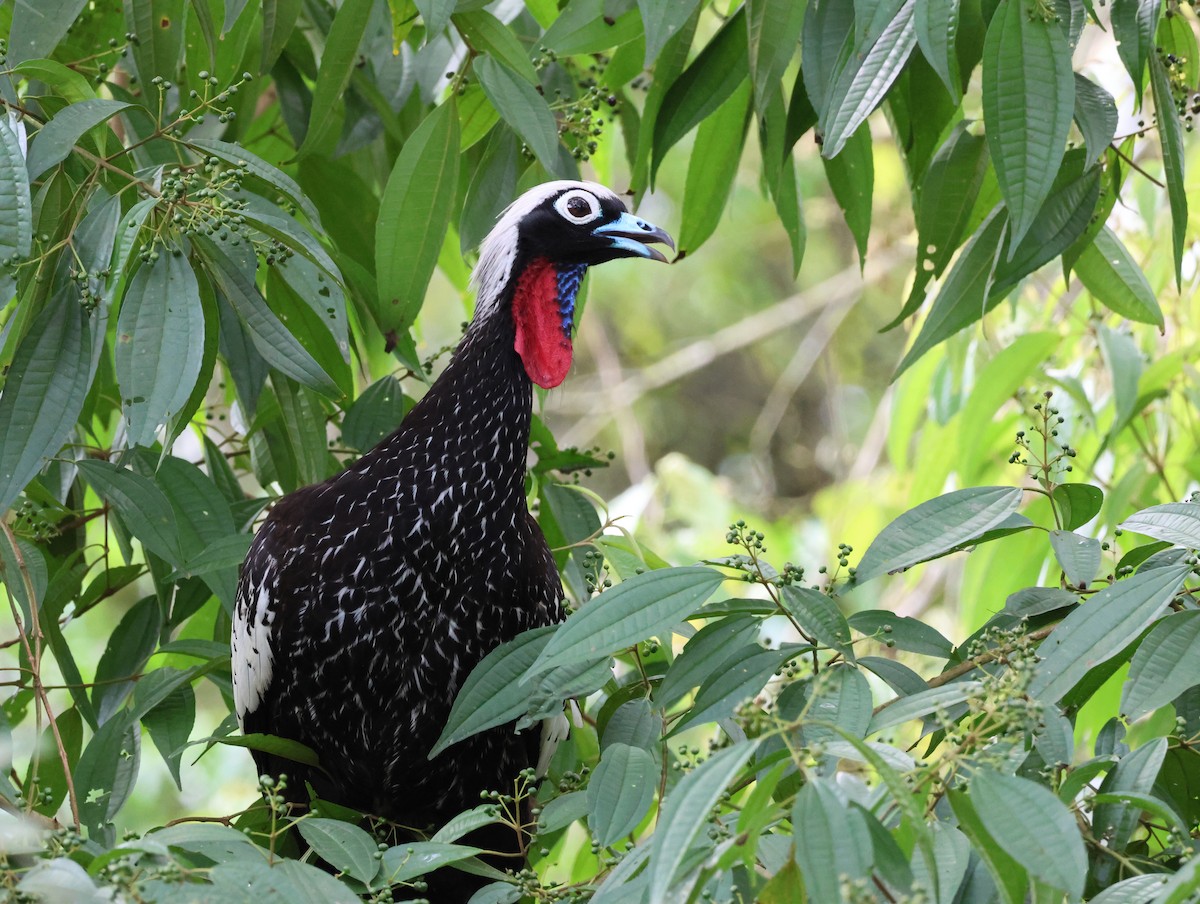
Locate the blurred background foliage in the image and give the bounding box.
[4,0,1200,899]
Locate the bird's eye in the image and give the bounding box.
[554,190,601,224]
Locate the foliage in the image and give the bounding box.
[0,0,1199,901]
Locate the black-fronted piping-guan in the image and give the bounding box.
[230,181,673,897]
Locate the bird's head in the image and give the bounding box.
[471,181,674,389]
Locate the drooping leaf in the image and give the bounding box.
[115,251,205,448]
[1092,737,1169,888]
[0,115,34,288]
[474,57,568,177]
[540,0,642,55]
[75,460,184,565]
[1122,613,1200,720]
[855,486,1024,582]
[1052,483,1104,531]
[587,743,657,846]
[915,0,963,100]
[122,0,185,89]
[188,138,322,227]
[1149,50,1187,288]
[1111,0,1162,98]
[374,101,460,338]
[297,0,374,158]
[297,819,381,883]
[526,566,725,677]
[0,291,95,516]
[638,0,703,67]
[678,79,751,255]
[1075,226,1163,326]
[1029,564,1190,702]
[1048,530,1101,588]
[674,643,810,733]
[1073,73,1118,169]
[452,10,538,85]
[822,122,873,264]
[981,0,1074,249]
[74,711,140,834]
[746,0,804,113]
[791,778,874,901]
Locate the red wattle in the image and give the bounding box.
[512,258,572,388]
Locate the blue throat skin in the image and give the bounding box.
[556,263,588,338]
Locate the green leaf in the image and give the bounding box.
[1111,0,1162,98]
[526,566,725,677]
[791,778,874,901]
[74,711,140,834]
[868,681,982,734]
[8,0,90,65]
[1029,564,1190,702]
[915,0,963,101]
[208,733,323,769]
[587,743,656,846]
[453,11,537,85]
[92,595,162,721]
[1052,483,1103,531]
[431,805,504,843]
[893,208,1007,377]
[674,643,810,733]
[1092,737,1168,886]
[779,585,853,659]
[639,0,703,67]
[115,251,205,448]
[651,7,749,183]
[678,79,751,256]
[27,99,133,180]
[981,0,1074,248]
[374,101,459,337]
[1099,325,1143,439]
[746,0,804,113]
[261,0,302,71]
[1123,502,1200,548]
[414,0,454,37]
[1090,876,1173,904]
[970,769,1086,897]
[799,0,853,118]
[822,122,873,264]
[0,116,33,289]
[1073,74,1118,170]
[195,237,341,399]
[855,486,1023,582]
[474,57,568,177]
[297,0,374,158]
[821,1,917,158]
[801,663,873,743]
[340,376,406,453]
[297,819,381,883]
[1149,50,1187,288]
[601,698,657,751]
[0,291,95,515]
[537,792,590,834]
[1122,612,1200,720]
[378,841,483,885]
[540,0,642,55]
[1074,226,1162,326]
[142,682,195,789]
[1048,530,1101,588]
[657,615,762,709]
[647,740,759,901]
[75,459,183,566]
[430,625,556,756]
[122,0,185,87]
[850,610,955,657]
[886,122,988,329]
[948,789,1028,904]
[13,59,95,104]
[209,860,359,903]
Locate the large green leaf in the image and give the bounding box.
[1073,73,1118,170]
[638,0,703,67]
[822,122,873,264]
[115,251,205,448]
[474,57,565,176]
[26,99,133,180]
[374,101,460,338]
[1092,737,1169,888]
[195,237,340,399]
[429,626,556,757]
[970,770,1086,897]
[779,585,853,659]
[915,0,963,101]
[296,0,374,158]
[8,0,91,64]
[1048,530,1101,588]
[74,711,140,835]
[297,819,381,884]
[1121,613,1200,720]
[746,0,804,113]
[1029,564,1190,703]
[587,743,657,846]
[1149,50,1187,287]
[791,779,874,901]
[855,486,1023,583]
[1075,225,1162,326]
[981,0,1074,248]
[0,289,95,515]
[526,566,725,677]
[651,7,749,183]
[122,0,185,88]
[674,643,810,733]
[91,595,162,722]
[540,0,642,55]
[657,615,762,709]
[647,740,759,901]
[0,116,33,292]
[209,860,359,903]
[678,79,751,256]
[1122,502,1200,548]
[1111,0,1162,98]
[821,0,917,158]
[75,459,184,565]
[452,10,537,85]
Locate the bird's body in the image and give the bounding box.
[230,181,671,893]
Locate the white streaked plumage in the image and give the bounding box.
[469,180,621,317]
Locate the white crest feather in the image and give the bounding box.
[469,180,623,317]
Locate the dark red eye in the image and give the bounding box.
[565,196,591,218]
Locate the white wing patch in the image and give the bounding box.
[232,577,276,723]
[470,180,622,319]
